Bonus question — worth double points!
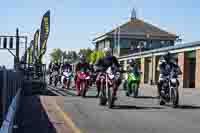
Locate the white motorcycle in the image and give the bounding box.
[99,66,121,108]
[61,69,73,89]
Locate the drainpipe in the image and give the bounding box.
[151,52,154,85]
[118,26,120,57]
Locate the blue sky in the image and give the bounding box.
[0,0,200,67]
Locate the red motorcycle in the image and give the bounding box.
[77,71,90,97]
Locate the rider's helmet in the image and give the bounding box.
[79,54,86,63]
[64,61,69,65]
[163,51,171,62]
[128,59,136,66]
[104,47,112,56]
[54,62,58,66]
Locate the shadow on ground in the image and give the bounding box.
[48,85,77,96]
[14,96,57,133]
[112,105,164,110]
[175,104,200,109]
[39,89,59,96]
[135,96,159,99]
[84,96,98,98]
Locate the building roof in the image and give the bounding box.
[93,18,178,42]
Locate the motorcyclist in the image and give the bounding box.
[124,59,140,89]
[62,61,72,72]
[49,61,60,84]
[127,59,140,75]
[157,52,181,96]
[48,61,53,74]
[75,54,90,96]
[61,61,73,88]
[89,63,96,86]
[52,62,60,73]
[95,47,121,98]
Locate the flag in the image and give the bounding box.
[28,40,34,64]
[38,10,50,62]
[33,29,39,59]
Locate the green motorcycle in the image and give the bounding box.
[124,71,141,98]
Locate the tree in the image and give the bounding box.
[62,51,67,63]
[79,48,93,62]
[65,51,78,63]
[50,48,63,63]
[89,50,104,64]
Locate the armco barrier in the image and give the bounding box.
[0,69,23,120]
[0,68,23,128]
[0,88,21,133]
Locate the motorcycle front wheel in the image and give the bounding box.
[66,79,70,89]
[133,82,139,98]
[54,78,58,87]
[49,77,52,85]
[107,84,115,109]
[99,81,107,106]
[81,81,87,98]
[171,87,179,108]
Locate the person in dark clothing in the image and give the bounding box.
[157,52,181,96]
[95,48,121,98]
[62,61,72,72]
[48,62,53,74]
[52,62,60,72]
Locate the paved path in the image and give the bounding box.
[14,94,74,133]
[48,85,200,133]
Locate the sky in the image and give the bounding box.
[0,0,200,68]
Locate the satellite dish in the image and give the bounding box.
[131,8,137,20]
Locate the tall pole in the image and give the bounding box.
[15,28,20,69]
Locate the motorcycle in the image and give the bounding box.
[90,72,97,87]
[99,66,121,108]
[49,70,53,85]
[159,68,180,108]
[51,71,59,87]
[125,70,141,98]
[77,70,90,97]
[61,69,73,89]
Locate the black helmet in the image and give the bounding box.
[128,59,136,66]
[79,54,86,62]
[163,51,171,61]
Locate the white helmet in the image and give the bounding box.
[104,47,112,56]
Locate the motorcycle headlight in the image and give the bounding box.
[108,74,115,79]
[86,76,90,80]
[171,78,177,84]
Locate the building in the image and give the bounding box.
[93,13,200,89]
[93,16,178,57]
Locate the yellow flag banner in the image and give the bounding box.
[33,29,39,59]
[38,10,50,62]
[27,40,34,64]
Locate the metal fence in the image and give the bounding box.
[0,68,23,125]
